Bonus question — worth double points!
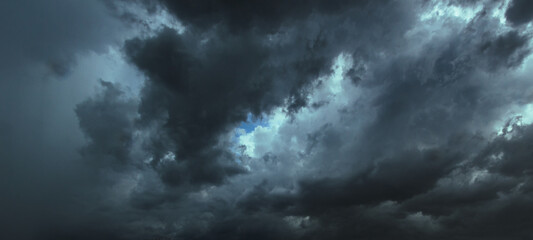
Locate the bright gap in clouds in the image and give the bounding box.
[238,113,269,134]
[233,53,356,163]
[419,0,482,23]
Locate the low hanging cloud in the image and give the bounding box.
[3,0,533,239]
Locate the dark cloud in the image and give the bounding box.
[155,0,375,33]
[477,121,533,177]
[178,213,299,240]
[114,0,419,192]
[505,0,533,26]
[238,147,463,214]
[181,2,533,238]
[76,80,138,169]
[124,24,332,186]
[4,0,533,239]
[296,148,461,211]
[478,30,531,69]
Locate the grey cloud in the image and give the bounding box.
[0,0,124,79]
[115,0,419,193]
[478,30,531,70]
[124,24,332,187]
[0,1,130,239]
[477,122,533,177]
[76,80,138,168]
[194,2,533,238]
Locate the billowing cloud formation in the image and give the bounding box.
[3,0,533,239]
[123,26,333,186]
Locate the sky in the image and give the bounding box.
[1,0,533,239]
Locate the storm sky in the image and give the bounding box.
[2,0,533,239]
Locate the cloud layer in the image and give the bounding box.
[2,0,533,239]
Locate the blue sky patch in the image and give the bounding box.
[238,113,269,133]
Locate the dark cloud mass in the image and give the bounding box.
[3,0,533,239]
[505,0,533,26]
[157,0,375,33]
[76,80,138,168]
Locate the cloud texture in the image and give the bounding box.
[2,0,533,239]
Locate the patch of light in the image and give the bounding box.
[161,151,176,163]
[329,53,353,95]
[495,115,523,138]
[143,157,153,165]
[235,108,288,159]
[420,1,482,23]
[231,112,271,162]
[283,216,311,229]
[469,169,489,184]
[238,113,269,134]
[152,9,185,34]
[501,56,533,129]
[188,188,213,201]
[491,0,512,25]
[487,152,504,165]
[405,211,441,232]
[105,46,145,97]
[305,52,354,110]
[232,52,362,170]
[114,1,185,36]
[521,104,533,125]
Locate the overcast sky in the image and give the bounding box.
[2,0,533,239]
